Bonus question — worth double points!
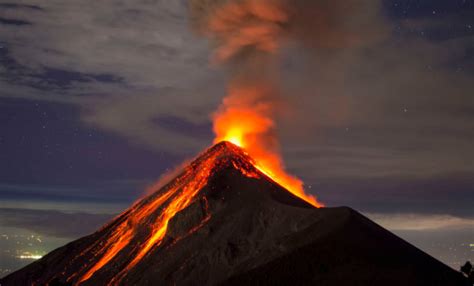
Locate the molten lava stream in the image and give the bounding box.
[215,136,322,208]
[76,188,176,284]
[77,139,320,285]
[253,163,322,207]
[212,94,323,208]
[108,157,217,285]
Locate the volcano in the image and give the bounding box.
[1,142,468,286]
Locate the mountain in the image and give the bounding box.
[1,141,468,286]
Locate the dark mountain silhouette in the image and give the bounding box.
[1,142,468,286]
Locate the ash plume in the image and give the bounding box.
[188,0,386,155]
[188,0,384,205]
[189,0,289,150]
[189,0,386,60]
[190,0,288,62]
[188,0,386,204]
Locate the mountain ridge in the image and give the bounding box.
[1,142,468,285]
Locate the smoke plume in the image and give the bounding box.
[190,0,386,59]
[189,0,290,154]
[188,0,384,205]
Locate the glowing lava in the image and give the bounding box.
[213,85,323,208]
[72,142,273,285]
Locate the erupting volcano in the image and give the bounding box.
[1,1,469,285]
[1,141,469,286]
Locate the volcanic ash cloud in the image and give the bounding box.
[189,0,323,206]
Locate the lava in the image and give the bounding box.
[77,188,176,284]
[73,142,274,285]
[213,85,323,208]
[108,157,215,285]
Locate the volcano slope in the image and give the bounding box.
[1,142,468,286]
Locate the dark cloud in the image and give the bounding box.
[289,0,388,49]
[368,213,474,231]
[1,45,123,91]
[0,182,137,203]
[310,175,474,217]
[153,115,213,140]
[0,208,113,238]
[0,17,31,26]
[0,3,42,11]
[0,1,220,151]
[276,7,474,181]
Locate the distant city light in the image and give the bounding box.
[17,254,43,260]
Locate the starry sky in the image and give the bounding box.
[0,0,473,272]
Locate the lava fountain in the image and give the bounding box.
[213,82,323,207]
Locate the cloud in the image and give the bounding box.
[0,1,222,152]
[367,213,474,231]
[0,181,146,205]
[0,0,473,186]
[277,13,474,180]
[0,208,114,238]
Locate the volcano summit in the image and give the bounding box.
[1,142,468,286]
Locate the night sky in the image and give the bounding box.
[1,0,473,275]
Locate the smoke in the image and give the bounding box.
[289,0,386,49]
[187,0,386,205]
[189,0,290,151]
[190,0,386,60]
[191,0,377,147]
[190,0,287,63]
[189,0,387,127]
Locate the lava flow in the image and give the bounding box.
[72,141,296,285]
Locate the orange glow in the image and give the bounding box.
[77,188,176,284]
[108,160,213,285]
[74,142,267,285]
[213,84,324,208]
